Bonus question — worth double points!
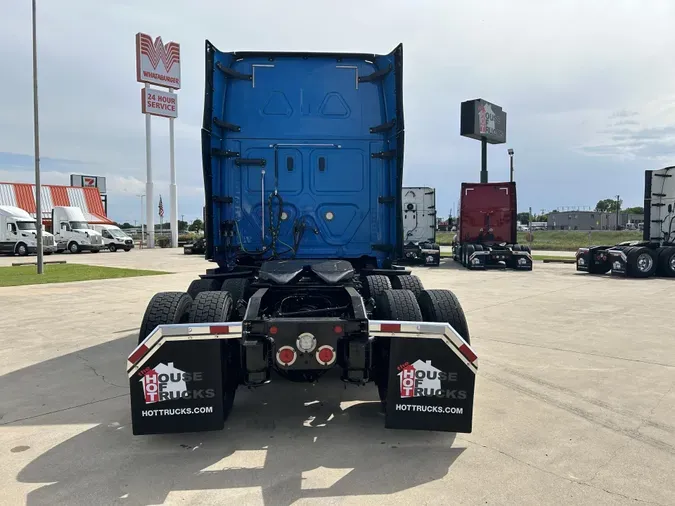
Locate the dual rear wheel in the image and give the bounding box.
[366,274,471,405]
[138,289,239,420]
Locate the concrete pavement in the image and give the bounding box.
[1,249,673,505]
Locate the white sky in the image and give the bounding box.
[1,0,674,222]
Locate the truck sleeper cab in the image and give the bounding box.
[51,206,103,254]
[130,41,478,436]
[401,187,441,266]
[0,205,57,256]
[452,182,532,270]
[576,167,675,278]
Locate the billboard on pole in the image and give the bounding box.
[142,88,178,118]
[460,99,507,144]
[70,174,107,193]
[135,33,181,89]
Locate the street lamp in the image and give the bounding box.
[31,0,43,274]
[507,148,515,183]
[137,194,145,247]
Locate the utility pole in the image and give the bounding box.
[508,148,514,182]
[616,194,621,230]
[31,0,43,274]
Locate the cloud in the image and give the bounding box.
[2,0,675,215]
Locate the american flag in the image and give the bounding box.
[158,195,164,218]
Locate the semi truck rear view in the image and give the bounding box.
[576,166,675,278]
[452,182,532,270]
[129,41,478,435]
[401,187,441,266]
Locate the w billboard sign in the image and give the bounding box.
[135,33,181,89]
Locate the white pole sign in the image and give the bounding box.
[136,32,181,248]
[135,33,181,89]
[141,88,178,118]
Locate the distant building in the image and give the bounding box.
[547,210,644,230]
[0,182,112,225]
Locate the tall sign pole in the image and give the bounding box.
[169,89,178,248]
[460,99,508,184]
[31,0,43,274]
[145,83,153,248]
[136,32,181,248]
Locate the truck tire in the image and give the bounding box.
[464,244,476,268]
[187,278,219,300]
[68,241,80,254]
[417,289,470,344]
[16,243,28,256]
[658,247,675,277]
[221,277,250,304]
[627,247,657,278]
[187,291,237,421]
[390,274,424,298]
[364,275,392,299]
[109,243,117,252]
[373,289,423,405]
[138,292,192,344]
[189,291,233,324]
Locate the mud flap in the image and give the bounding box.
[608,249,628,276]
[127,323,242,435]
[370,321,477,433]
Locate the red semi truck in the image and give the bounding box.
[452,182,533,270]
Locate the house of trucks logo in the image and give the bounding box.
[139,362,215,404]
[478,101,501,136]
[397,360,467,400]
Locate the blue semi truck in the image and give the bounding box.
[128,42,478,435]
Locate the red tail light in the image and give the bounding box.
[276,346,297,366]
[316,345,336,366]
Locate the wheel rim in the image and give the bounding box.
[637,253,653,272]
[19,245,26,255]
[70,244,77,253]
[670,255,675,272]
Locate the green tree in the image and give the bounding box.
[596,198,622,213]
[517,212,530,224]
[188,219,204,232]
[178,220,189,232]
[624,206,644,214]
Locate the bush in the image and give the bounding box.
[156,236,171,248]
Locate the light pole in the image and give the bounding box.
[31,0,43,274]
[137,194,145,247]
[507,148,514,182]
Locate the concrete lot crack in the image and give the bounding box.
[75,353,127,389]
[457,437,667,506]
[0,393,128,426]
[475,337,675,369]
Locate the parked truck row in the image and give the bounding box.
[0,205,134,256]
[576,166,675,278]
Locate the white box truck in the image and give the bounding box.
[401,187,440,266]
[0,205,57,256]
[51,206,103,254]
[92,224,134,252]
